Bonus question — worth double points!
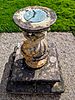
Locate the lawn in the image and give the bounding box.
[0,0,75,35]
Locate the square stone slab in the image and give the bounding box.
[6,43,64,94]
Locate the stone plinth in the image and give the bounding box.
[6,43,64,94]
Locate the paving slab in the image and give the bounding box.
[0,32,75,100]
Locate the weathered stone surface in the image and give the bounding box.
[6,41,63,94]
[13,6,57,32]
[21,36,48,68]
[13,6,57,69]
[10,57,61,82]
[0,32,75,99]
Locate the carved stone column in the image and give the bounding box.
[21,31,48,68]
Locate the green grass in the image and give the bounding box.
[0,0,75,35]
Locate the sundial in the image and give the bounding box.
[6,6,64,94]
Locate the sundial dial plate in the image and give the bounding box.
[24,9,48,23]
[13,6,57,32]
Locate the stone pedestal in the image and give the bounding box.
[6,43,64,94]
[13,6,57,69]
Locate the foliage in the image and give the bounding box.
[0,0,75,35]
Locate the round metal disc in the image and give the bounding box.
[24,9,48,23]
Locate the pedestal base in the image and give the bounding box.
[6,43,64,94]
